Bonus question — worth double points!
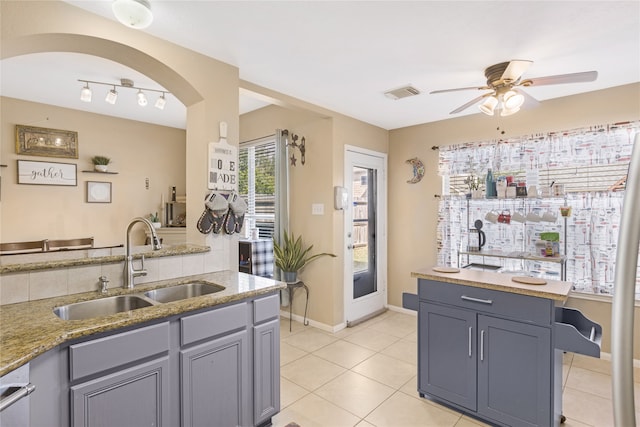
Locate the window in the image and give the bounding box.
[239,137,276,238]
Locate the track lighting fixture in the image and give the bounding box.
[78,79,169,110]
[80,82,92,102]
[112,0,153,29]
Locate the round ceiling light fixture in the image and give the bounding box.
[112,0,153,29]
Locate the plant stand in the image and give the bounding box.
[286,281,309,332]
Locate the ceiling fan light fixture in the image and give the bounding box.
[112,0,153,29]
[80,83,92,102]
[154,93,166,110]
[137,89,148,106]
[503,90,525,110]
[500,105,521,117]
[479,95,498,116]
[105,87,118,104]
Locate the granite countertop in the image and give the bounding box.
[411,266,573,301]
[0,244,210,274]
[0,270,286,376]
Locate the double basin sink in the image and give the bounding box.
[53,281,225,321]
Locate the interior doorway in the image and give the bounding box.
[344,146,387,326]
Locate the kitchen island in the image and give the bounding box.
[406,267,601,427]
[0,270,286,427]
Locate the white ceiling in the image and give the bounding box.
[1,1,639,130]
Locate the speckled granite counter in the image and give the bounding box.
[411,266,572,301]
[0,270,286,376]
[0,244,209,274]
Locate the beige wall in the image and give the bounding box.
[2,0,239,269]
[240,105,388,327]
[1,97,186,246]
[388,83,640,355]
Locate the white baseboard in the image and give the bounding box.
[279,310,345,333]
[387,304,417,316]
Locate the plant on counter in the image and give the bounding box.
[273,230,336,282]
[149,212,161,228]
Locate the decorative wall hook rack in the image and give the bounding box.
[287,133,306,166]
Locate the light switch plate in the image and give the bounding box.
[312,203,324,215]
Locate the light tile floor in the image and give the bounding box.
[272,310,638,427]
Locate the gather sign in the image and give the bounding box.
[17,160,77,186]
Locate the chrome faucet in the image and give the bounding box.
[124,217,162,289]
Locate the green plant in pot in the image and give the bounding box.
[273,231,336,282]
[91,155,111,172]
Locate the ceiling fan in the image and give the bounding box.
[430,60,597,117]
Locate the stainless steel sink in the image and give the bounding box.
[144,282,224,303]
[54,295,154,321]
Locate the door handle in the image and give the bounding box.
[468,326,472,357]
[480,330,485,362]
[0,383,35,412]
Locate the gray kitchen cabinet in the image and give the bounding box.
[419,302,476,411]
[181,330,249,427]
[23,292,281,427]
[477,314,551,426]
[413,277,600,427]
[70,357,170,427]
[253,319,280,426]
[68,322,171,427]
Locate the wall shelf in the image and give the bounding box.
[82,170,118,174]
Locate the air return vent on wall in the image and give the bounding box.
[384,85,421,100]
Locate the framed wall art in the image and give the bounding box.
[86,181,112,203]
[17,160,77,186]
[16,124,78,159]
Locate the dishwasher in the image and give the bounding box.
[0,364,34,427]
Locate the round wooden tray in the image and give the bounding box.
[432,266,461,273]
[511,276,547,285]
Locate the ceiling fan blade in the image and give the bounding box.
[430,86,489,94]
[519,89,540,108]
[523,70,598,86]
[450,93,491,114]
[502,60,533,82]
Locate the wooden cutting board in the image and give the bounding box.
[511,276,547,285]
[432,266,460,273]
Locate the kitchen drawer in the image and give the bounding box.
[555,307,602,357]
[70,322,169,381]
[418,279,554,325]
[181,302,247,346]
[254,293,279,324]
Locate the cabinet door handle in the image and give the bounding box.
[468,326,473,357]
[461,295,493,305]
[480,330,485,362]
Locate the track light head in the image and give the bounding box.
[80,82,92,102]
[154,93,166,110]
[105,87,118,104]
[137,89,148,106]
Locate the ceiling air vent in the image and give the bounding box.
[384,85,421,100]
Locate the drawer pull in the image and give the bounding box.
[468,326,473,357]
[461,295,493,305]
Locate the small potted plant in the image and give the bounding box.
[91,155,111,172]
[149,212,161,229]
[273,230,336,282]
